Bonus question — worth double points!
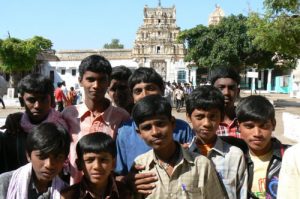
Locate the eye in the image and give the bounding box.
[84,157,95,163]
[140,124,152,131]
[133,88,142,95]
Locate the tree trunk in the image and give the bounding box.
[9,72,23,97]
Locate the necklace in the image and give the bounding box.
[156,143,180,170]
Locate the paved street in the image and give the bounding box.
[1,91,300,145]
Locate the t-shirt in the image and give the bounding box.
[249,150,273,199]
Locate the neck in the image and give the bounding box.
[32,173,51,193]
[196,134,217,145]
[155,141,177,163]
[87,177,109,198]
[85,97,110,113]
[223,106,236,122]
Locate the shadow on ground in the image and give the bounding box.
[274,100,300,107]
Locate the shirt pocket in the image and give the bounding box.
[176,187,203,198]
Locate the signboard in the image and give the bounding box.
[247,71,258,78]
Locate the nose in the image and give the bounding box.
[44,157,55,169]
[253,127,262,137]
[222,87,229,95]
[33,100,41,109]
[203,117,212,128]
[92,81,99,89]
[151,125,161,136]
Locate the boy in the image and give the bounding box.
[186,85,247,199]
[236,95,289,198]
[132,95,226,198]
[0,122,70,199]
[62,55,130,183]
[0,74,68,173]
[210,66,241,138]
[116,67,193,176]
[61,132,131,199]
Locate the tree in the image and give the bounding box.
[103,39,124,49]
[0,36,52,92]
[178,14,274,70]
[247,0,300,67]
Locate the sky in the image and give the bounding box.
[0,0,264,50]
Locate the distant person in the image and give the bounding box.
[174,85,184,112]
[0,75,7,109]
[0,96,5,109]
[61,132,131,199]
[210,66,241,138]
[107,65,134,113]
[61,81,68,96]
[132,95,226,198]
[0,74,68,174]
[0,122,70,199]
[54,82,67,112]
[67,87,77,105]
[62,55,130,184]
[186,85,247,199]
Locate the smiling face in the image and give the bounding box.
[79,152,115,187]
[28,150,66,184]
[137,115,175,151]
[213,78,239,108]
[132,82,162,103]
[23,92,52,124]
[187,108,221,144]
[79,71,110,102]
[239,120,275,156]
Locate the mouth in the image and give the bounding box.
[41,171,55,178]
[151,138,163,144]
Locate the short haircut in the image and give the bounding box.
[76,132,116,160]
[132,94,172,127]
[210,66,241,85]
[111,65,132,81]
[128,67,164,93]
[18,73,54,96]
[78,55,112,78]
[186,85,225,119]
[236,95,275,123]
[26,122,70,158]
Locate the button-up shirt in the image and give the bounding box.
[62,102,130,184]
[216,118,240,138]
[189,136,248,199]
[134,143,227,199]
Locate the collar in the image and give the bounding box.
[219,117,238,128]
[79,175,119,199]
[189,136,226,157]
[77,100,113,126]
[29,174,52,197]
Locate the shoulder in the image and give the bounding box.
[220,139,244,156]
[0,171,13,196]
[117,120,135,136]
[115,181,132,198]
[60,183,80,199]
[134,150,153,166]
[175,118,189,127]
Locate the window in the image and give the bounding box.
[177,70,186,83]
[157,46,160,54]
[61,69,66,75]
[71,69,76,76]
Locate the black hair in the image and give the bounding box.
[132,94,172,127]
[186,85,225,119]
[111,65,132,81]
[236,95,275,124]
[128,67,164,93]
[18,73,54,96]
[76,132,116,160]
[26,122,70,158]
[210,66,241,85]
[78,55,112,78]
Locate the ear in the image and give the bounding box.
[75,158,83,171]
[272,119,276,131]
[186,113,192,123]
[78,77,82,86]
[26,152,31,162]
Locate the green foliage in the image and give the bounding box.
[178,14,274,70]
[0,36,52,72]
[103,39,124,49]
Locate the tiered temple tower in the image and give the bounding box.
[208,5,225,26]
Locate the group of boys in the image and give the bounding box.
[0,54,297,199]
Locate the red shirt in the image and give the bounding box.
[54,87,66,102]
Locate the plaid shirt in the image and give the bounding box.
[134,143,227,199]
[216,118,240,138]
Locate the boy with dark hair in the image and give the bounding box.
[0,73,68,173]
[186,85,247,199]
[61,132,131,199]
[107,65,133,113]
[62,55,130,184]
[236,95,289,198]
[132,95,226,198]
[210,66,241,138]
[116,67,193,176]
[0,122,70,199]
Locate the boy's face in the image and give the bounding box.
[132,82,162,103]
[79,71,110,102]
[108,79,132,107]
[187,108,221,143]
[239,120,275,156]
[137,115,175,151]
[28,150,66,183]
[213,78,239,108]
[79,152,115,186]
[23,92,52,124]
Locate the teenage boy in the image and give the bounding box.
[210,66,241,138]
[61,132,131,199]
[0,74,68,174]
[62,55,130,184]
[186,85,247,199]
[107,65,134,113]
[132,95,226,199]
[116,67,193,176]
[236,95,289,199]
[0,122,70,199]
